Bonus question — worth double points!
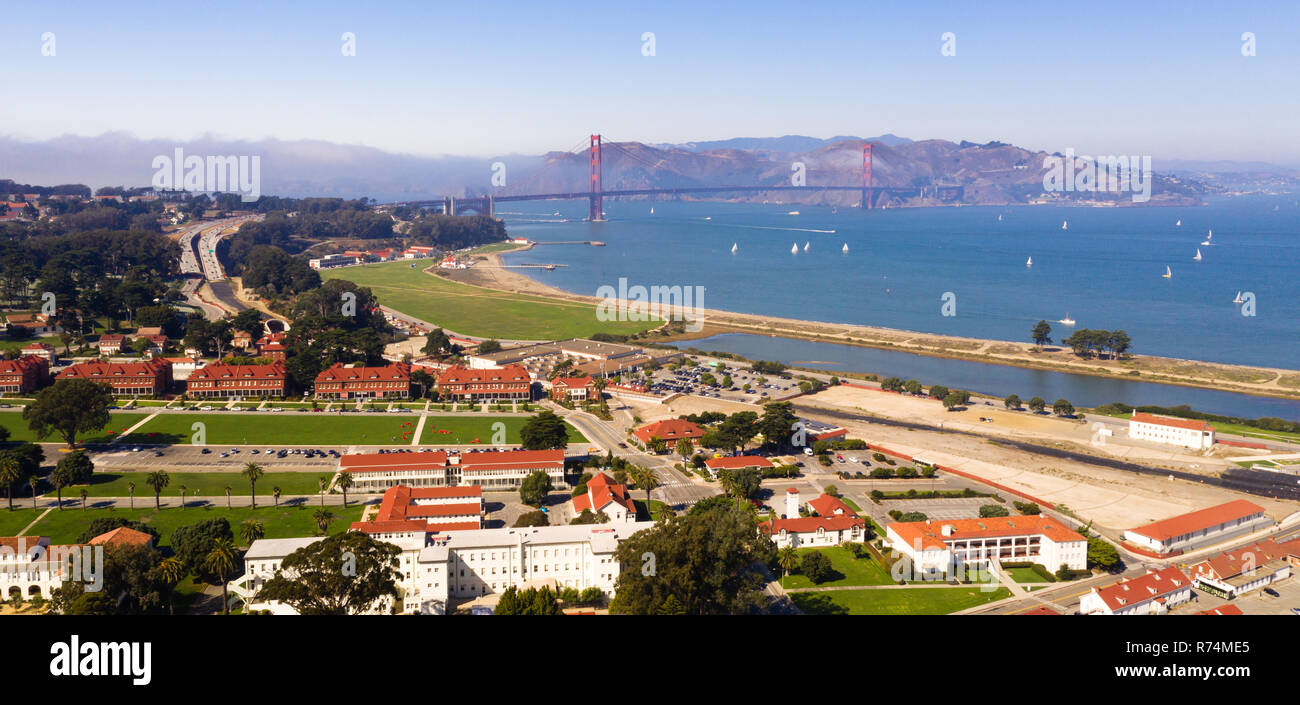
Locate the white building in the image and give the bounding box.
[760,490,869,549]
[0,536,88,603]
[341,449,567,493]
[1123,500,1273,556]
[1188,538,1300,599]
[570,472,637,523]
[1127,411,1215,450]
[886,515,1088,579]
[1079,567,1194,615]
[233,522,653,615]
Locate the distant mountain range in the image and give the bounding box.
[2,132,1291,206]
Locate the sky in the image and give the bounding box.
[2,0,1298,164]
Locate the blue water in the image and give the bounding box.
[495,196,1300,418]
[500,196,1300,368]
[666,333,1300,420]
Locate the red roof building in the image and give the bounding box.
[350,484,484,535]
[550,376,595,402]
[0,355,50,394]
[436,364,531,401]
[571,472,637,522]
[20,341,56,362]
[342,449,566,492]
[1080,567,1193,615]
[1195,605,1244,615]
[1128,411,1216,450]
[315,362,411,399]
[1123,500,1272,556]
[58,358,171,396]
[187,361,287,398]
[760,514,868,549]
[704,455,774,473]
[1187,538,1300,598]
[97,333,125,355]
[88,527,156,550]
[886,515,1088,576]
[632,419,704,447]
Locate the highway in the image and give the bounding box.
[175,215,259,319]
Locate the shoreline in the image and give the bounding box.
[444,244,1300,403]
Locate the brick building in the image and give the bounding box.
[57,359,172,396]
[187,361,287,398]
[314,362,411,399]
[436,364,532,401]
[0,355,50,394]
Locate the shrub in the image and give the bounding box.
[801,552,834,584]
[979,504,1010,518]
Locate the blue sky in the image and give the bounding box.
[2,0,1298,163]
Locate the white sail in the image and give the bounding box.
[1062,220,1068,230]
[731,242,738,254]
[1059,314,1075,326]
[791,242,799,254]
[997,214,1003,221]
[842,243,849,253]
[649,207,654,214]
[1163,265,1172,278]
[803,241,810,252]
[1026,256,1033,267]
[1234,291,1244,303]
[1194,249,1202,261]
[1176,219,1181,226]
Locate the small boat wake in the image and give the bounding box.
[710,222,837,234]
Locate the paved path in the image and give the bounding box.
[410,414,429,446]
[17,507,53,536]
[110,413,158,445]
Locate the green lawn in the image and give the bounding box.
[839,497,862,512]
[791,586,1012,615]
[24,503,365,546]
[636,499,670,522]
[320,260,657,340]
[1005,566,1056,584]
[780,546,895,589]
[0,411,153,444]
[0,509,38,536]
[421,415,585,445]
[121,412,426,445]
[64,472,330,498]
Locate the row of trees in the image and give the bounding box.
[1003,394,1075,416]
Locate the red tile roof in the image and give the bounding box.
[1195,605,1244,615]
[316,362,411,383]
[1189,538,1299,581]
[572,472,634,515]
[341,451,449,474]
[189,361,285,382]
[1091,567,1190,612]
[633,419,704,444]
[58,358,170,381]
[437,364,530,385]
[808,493,857,518]
[704,455,774,470]
[760,514,865,535]
[88,527,154,548]
[888,515,1085,551]
[553,376,593,389]
[1127,500,1266,542]
[1131,411,1213,432]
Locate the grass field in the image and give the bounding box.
[0,411,152,444]
[0,509,38,536]
[113,412,585,446]
[320,260,656,340]
[779,546,895,589]
[19,503,365,546]
[790,586,1011,615]
[1005,566,1056,584]
[66,472,329,498]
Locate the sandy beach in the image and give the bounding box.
[447,245,1300,403]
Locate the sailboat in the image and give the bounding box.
[649,207,654,215]
[842,243,849,253]
[704,216,711,221]
[997,214,1003,222]
[730,242,738,254]
[1162,265,1172,279]
[791,242,799,254]
[1058,314,1076,326]
[787,210,800,216]
[1193,249,1202,261]
[1026,256,1033,267]
[1061,220,1068,230]
[803,241,810,252]
[1201,230,1213,246]
[1233,291,1245,304]
[1176,219,1181,227]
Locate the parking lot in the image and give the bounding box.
[645,363,801,403]
[1180,575,1300,615]
[877,497,989,520]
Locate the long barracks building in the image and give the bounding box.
[340,449,567,492]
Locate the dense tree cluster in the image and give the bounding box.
[1062,329,1132,358]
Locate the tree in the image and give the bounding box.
[929,384,949,400]
[476,339,503,354]
[422,328,451,357]
[674,438,693,458]
[718,467,761,499]
[1004,394,1022,410]
[1087,536,1121,571]
[609,503,775,615]
[27,476,40,511]
[1052,398,1075,417]
[514,510,549,527]
[272,486,281,507]
[145,471,169,510]
[519,410,569,450]
[629,466,658,504]
[177,484,188,510]
[240,520,265,547]
[127,481,136,510]
[79,489,88,510]
[204,538,239,615]
[519,470,553,507]
[1108,330,1132,358]
[313,509,335,535]
[1028,397,1046,413]
[0,454,21,511]
[337,471,353,507]
[494,585,563,615]
[942,391,965,410]
[904,379,922,395]
[757,401,798,452]
[1031,320,1052,348]
[55,450,94,487]
[776,546,799,577]
[979,504,1010,518]
[22,378,113,446]
[801,551,834,584]
[241,462,264,509]
[256,532,403,615]
[156,556,185,616]
[172,517,234,587]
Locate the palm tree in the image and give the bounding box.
[318,476,328,507]
[241,463,264,509]
[632,466,659,504]
[204,538,238,615]
[79,489,88,510]
[777,546,799,578]
[224,485,232,509]
[49,466,71,511]
[127,481,136,510]
[27,476,39,511]
[337,471,353,507]
[312,508,334,535]
[240,520,265,547]
[145,471,169,510]
[157,556,184,616]
[0,455,21,511]
[272,486,281,508]
[177,485,187,510]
